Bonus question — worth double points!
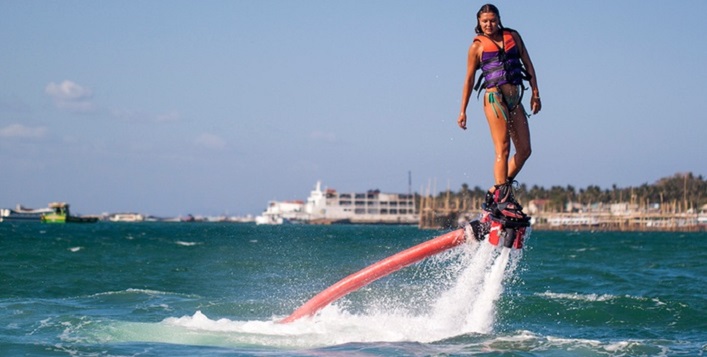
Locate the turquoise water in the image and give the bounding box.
[1,223,705,356]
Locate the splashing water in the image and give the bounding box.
[427,241,523,336]
[75,240,524,349]
[464,246,514,333]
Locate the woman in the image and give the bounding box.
[457,3,541,217]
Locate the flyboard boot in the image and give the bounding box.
[484,180,531,249]
[460,215,491,243]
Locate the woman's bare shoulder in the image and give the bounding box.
[469,38,484,55]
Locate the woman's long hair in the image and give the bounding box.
[475,4,504,35]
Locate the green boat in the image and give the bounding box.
[41,202,98,223]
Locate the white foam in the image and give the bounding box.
[464,247,511,333]
[160,241,521,347]
[161,308,444,347]
[536,291,616,302]
[426,241,494,334]
[88,288,198,299]
[89,240,523,349]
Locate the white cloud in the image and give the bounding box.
[45,80,92,101]
[194,133,226,150]
[45,80,95,112]
[0,124,47,139]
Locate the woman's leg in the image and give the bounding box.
[484,92,511,187]
[507,105,532,180]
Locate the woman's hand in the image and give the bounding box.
[458,112,467,130]
[530,97,541,114]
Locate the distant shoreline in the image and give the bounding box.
[530,224,705,233]
[529,212,706,232]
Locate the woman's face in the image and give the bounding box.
[478,12,500,36]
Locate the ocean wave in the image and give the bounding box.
[85,288,200,299]
[73,314,677,355]
[160,307,456,348]
[473,330,673,356]
[175,241,201,246]
[535,291,663,305]
[536,291,617,302]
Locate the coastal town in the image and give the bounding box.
[2,174,705,231]
[0,202,254,224]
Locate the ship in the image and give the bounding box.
[254,200,304,225]
[108,213,145,222]
[0,204,54,222]
[40,202,98,223]
[255,181,418,225]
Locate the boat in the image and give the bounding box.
[108,213,145,222]
[1,205,54,222]
[41,202,98,223]
[306,181,418,224]
[255,200,304,225]
[255,181,418,225]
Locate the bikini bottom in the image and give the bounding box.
[486,88,522,122]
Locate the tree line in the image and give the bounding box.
[425,172,706,213]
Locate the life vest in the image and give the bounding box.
[473,29,530,91]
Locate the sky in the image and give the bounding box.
[2,1,706,217]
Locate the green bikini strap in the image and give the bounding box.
[487,92,509,122]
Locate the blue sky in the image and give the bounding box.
[2,1,706,217]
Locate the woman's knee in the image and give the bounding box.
[517,146,531,162]
[495,143,511,161]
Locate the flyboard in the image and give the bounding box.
[279,211,530,323]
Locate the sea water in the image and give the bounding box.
[0,223,705,356]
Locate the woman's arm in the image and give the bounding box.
[458,40,482,130]
[514,32,541,114]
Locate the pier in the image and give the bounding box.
[417,193,706,232]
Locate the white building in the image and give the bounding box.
[256,181,418,225]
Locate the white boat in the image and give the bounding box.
[109,213,145,222]
[255,181,418,225]
[255,215,290,225]
[255,200,303,225]
[1,204,55,222]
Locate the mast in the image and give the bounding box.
[408,171,412,196]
